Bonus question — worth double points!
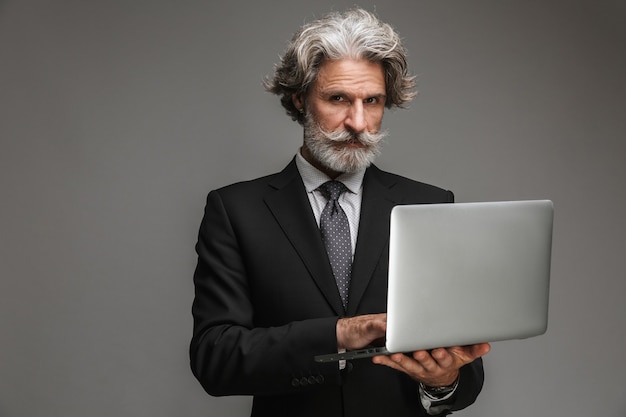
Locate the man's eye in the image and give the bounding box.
[364,97,378,104]
[330,95,344,101]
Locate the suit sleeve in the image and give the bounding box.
[190,190,340,396]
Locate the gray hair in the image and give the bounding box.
[264,8,417,125]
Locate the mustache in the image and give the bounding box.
[322,128,387,146]
[303,112,388,148]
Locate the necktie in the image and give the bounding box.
[318,181,352,310]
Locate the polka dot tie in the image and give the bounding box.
[318,181,352,311]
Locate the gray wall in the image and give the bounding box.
[1,1,624,416]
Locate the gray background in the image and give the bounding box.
[1,0,624,416]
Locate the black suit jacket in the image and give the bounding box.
[190,159,484,417]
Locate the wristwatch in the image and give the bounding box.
[420,380,457,399]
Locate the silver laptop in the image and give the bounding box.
[315,200,553,363]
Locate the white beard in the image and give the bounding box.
[303,114,387,174]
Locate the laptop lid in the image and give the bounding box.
[315,200,553,363]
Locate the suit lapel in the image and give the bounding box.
[264,160,345,315]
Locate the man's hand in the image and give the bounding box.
[372,343,491,387]
[336,313,387,351]
[336,314,489,388]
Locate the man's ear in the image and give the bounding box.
[292,93,305,113]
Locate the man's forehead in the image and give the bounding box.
[314,58,386,94]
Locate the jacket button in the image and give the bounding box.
[315,375,325,384]
[291,378,300,387]
[299,377,309,386]
[307,376,317,385]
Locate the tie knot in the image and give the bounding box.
[319,181,348,201]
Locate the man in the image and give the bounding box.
[190,8,490,417]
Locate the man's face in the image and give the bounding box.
[294,59,388,176]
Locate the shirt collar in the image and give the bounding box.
[295,149,365,195]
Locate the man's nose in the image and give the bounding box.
[344,102,367,133]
